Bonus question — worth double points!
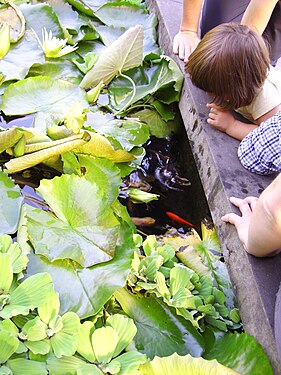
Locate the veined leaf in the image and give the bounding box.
[140,353,239,375]
[26,174,121,267]
[25,220,134,318]
[0,172,23,235]
[80,25,143,88]
[109,351,147,375]
[77,321,96,363]
[204,332,273,374]
[114,288,205,358]
[46,355,102,375]
[92,326,119,363]
[106,314,137,357]
[0,273,54,319]
[0,254,13,293]
[0,330,19,364]
[1,76,88,120]
[6,358,48,375]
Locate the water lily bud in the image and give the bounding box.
[128,188,159,203]
[0,23,10,59]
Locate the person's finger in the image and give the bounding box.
[208,112,216,120]
[244,196,258,211]
[221,212,241,225]
[178,44,185,60]
[229,196,253,215]
[207,118,216,125]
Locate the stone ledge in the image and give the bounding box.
[146,0,281,373]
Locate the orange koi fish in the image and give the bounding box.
[166,211,198,230]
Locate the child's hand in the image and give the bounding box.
[221,196,258,251]
[173,31,200,62]
[207,103,236,133]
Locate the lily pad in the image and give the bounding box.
[26,174,121,267]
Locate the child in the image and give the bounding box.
[185,23,281,175]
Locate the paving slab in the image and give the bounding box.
[146,0,281,372]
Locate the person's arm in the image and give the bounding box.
[173,0,203,62]
[241,0,279,34]
[222,173,281,257]
[207,103,258,140]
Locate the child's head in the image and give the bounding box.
[185,23,270,109]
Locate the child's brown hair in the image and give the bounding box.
[185,23,270,110]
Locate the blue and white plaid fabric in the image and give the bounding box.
[238,111,281,175]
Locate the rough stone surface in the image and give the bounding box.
[146,0,281,373]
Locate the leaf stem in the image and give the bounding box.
[113,72,136,117]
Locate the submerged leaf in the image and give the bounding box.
[80,25,144,88]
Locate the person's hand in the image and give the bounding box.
[221,196,258,250]
[173,31,200,62]
[207,103,237,133]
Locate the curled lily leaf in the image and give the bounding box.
[0,22,10,59]
[32,28,78,58]
[0,1,25,43]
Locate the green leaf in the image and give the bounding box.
[1,76,88,127]
[26,174,121,267]
[0,273,54,319]
[114,288,205,358]
[6,358,48,375]
[20,3,64,39]
[88,116,150,151]
[0,330,18,364]
[140,353,239,375]
[106,314,137,357]
[50,312,80,358]
[0,254,13,294]
[28,60,83,85]
[25,221,134,318]
[0,30,44,82]
[80,25,143,88]
[25,339,50,355]
[109,351,147,375]
[92,326,119,363]
[0,172,23,235]
[38,292,60,324]
[77,321,96,362]
[131,108,180,138]
[108,57,183,112]
[63,154,121,205]
[46,0,85,34]
[204,332,274,374]
[47,355,102,375]
[169,265,193,296]
[21,317,47,341]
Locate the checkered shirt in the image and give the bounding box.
[238,111,281,175]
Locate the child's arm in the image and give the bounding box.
[207,103,258,141]
[238,112,281,175]
[173,0,203,62]
[241,0,279,34]
[222,173,281,257]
